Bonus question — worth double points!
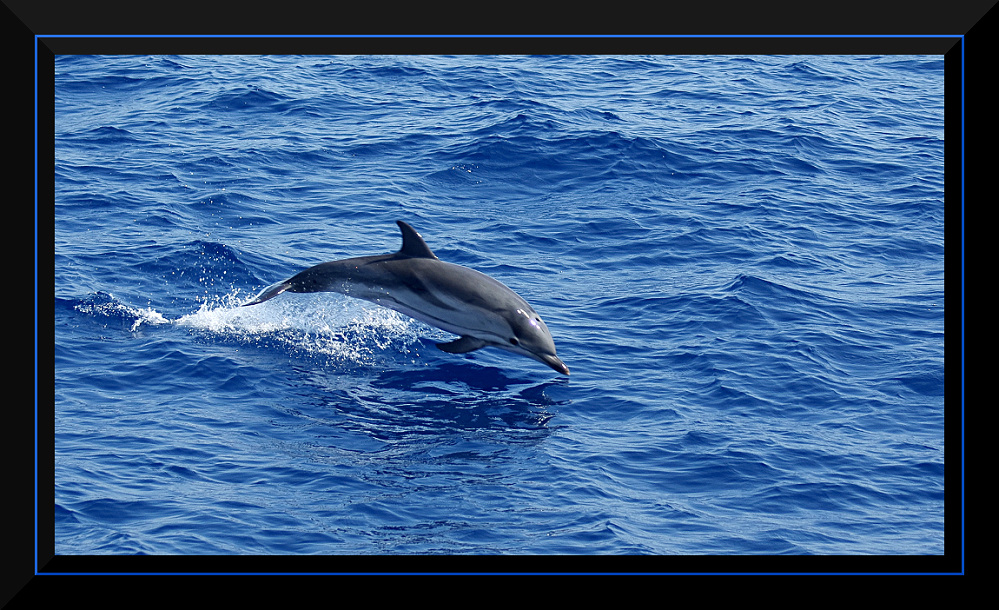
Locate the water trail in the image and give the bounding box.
[175,291,441,363]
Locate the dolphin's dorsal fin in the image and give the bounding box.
[395,220,439,260]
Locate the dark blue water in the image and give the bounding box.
[53,54,945,556]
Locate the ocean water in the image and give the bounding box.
[51,54,946,559]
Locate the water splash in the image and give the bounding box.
[175,291,443,364]
[71,291,170,332]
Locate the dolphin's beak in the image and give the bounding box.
[538,353,570,376]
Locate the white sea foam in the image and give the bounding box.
[129,307,170,332]
[72,292,171,332]
[174,290,446,362]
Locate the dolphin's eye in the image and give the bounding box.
[509,337,519,346]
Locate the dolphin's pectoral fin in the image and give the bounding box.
[436,336,488,354]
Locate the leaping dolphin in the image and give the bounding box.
[242,221,569,375]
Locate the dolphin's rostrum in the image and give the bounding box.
[243,221,569,375]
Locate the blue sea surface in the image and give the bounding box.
[52,54,946,557]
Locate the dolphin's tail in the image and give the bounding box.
[242,280,292,306]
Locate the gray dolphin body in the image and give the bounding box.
[242,221,569,375]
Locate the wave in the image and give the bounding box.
[58,291,170,333]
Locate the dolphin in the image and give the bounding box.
[242,221,569,375]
